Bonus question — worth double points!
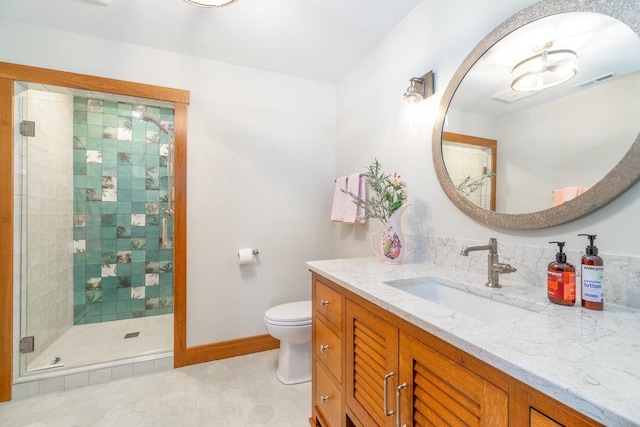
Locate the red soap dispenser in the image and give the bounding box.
[547,241,576,306]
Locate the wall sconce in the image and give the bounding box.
[399,70,435,132]
[403,71,435,103]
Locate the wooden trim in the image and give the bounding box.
[0,78,14,402]
[173,102,188,368]
[185,335,280,366]
[443,131,498,212]
[0,62,190,104]
[0,62,189,402]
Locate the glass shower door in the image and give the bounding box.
[15,82,75,374]
[15,81,175,375]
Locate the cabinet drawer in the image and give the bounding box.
[315,361,342,427]
[315,317,342,383]
[531,408,563,427]
[315,280,342,330]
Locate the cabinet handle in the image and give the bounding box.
[320,344,330,352]
[320,395,330,404]
[396,383,407,427]
[383,372,395,417]
[319,299,330,307]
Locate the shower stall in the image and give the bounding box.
[13,81,176,379]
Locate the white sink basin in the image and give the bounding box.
[385,276,537,323]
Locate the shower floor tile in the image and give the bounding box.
[27,314,173,372]
[2,350,311,426]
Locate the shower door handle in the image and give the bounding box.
[160,217,171,249]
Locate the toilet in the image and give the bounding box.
[264,300,312,384]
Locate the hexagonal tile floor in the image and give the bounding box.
[0,350,311,426]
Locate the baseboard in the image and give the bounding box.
[185,334,280,366]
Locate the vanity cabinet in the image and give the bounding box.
[531,409,563,427]
[345,298,508,426]
[310,272,603,427]
[398,331,508,426]
[345,299,398,426]
[312,275,345,427]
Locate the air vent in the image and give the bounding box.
[124,332,140,339]
[490,88,539,103]
[574,72,616,89]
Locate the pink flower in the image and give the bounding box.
[391,172,401,186]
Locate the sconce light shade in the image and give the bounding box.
[403,71,434,103]
[511,47,577,92]
[183,0,238,7]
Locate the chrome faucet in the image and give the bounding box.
[460,238,516,288]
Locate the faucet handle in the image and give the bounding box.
[495,262,517,274]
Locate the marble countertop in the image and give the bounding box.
[306,257,640,427]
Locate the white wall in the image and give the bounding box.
[0,19,336,346]
[334,0,640,258]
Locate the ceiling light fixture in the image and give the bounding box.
[182,0,238,7]
[511,43,578,92]
[403,71,435,103]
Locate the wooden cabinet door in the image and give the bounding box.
[398,332,508,427]
[346,299,399,427]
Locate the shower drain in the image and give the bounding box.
[124,332,140,339]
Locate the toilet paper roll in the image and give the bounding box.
[238,248,254,265]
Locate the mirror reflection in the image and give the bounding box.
[444,12,640,214]
[442,132,496,211]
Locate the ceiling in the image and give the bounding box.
[451,12,640,117]
[0,0,422,83]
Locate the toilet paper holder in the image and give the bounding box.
[238,248,259,265]
[237,249,259,256]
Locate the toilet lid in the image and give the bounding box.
[264,301,311,324]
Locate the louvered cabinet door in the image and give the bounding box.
[398,332,508,427]
[346,299,399,427]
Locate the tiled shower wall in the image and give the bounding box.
[72,98,174,324]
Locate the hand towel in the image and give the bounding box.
[343,173,362,223]
[553,189,564,206]
[331,176,349,222]
[355,175,366,224]
[553,186,589,206]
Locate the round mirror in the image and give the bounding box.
[433,0,640,229]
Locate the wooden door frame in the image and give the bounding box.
[0,62,189,402]
[442,131,497,211]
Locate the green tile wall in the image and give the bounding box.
[72,97,174,324]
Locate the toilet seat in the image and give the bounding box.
[264,301,311,326]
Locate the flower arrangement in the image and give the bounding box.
[345,158,407,224]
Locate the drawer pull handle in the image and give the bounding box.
[319,299,330,307]
[320,344,330,352]
[396,383,407,427]
[383,372,394,417]
[320,395,330,404]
